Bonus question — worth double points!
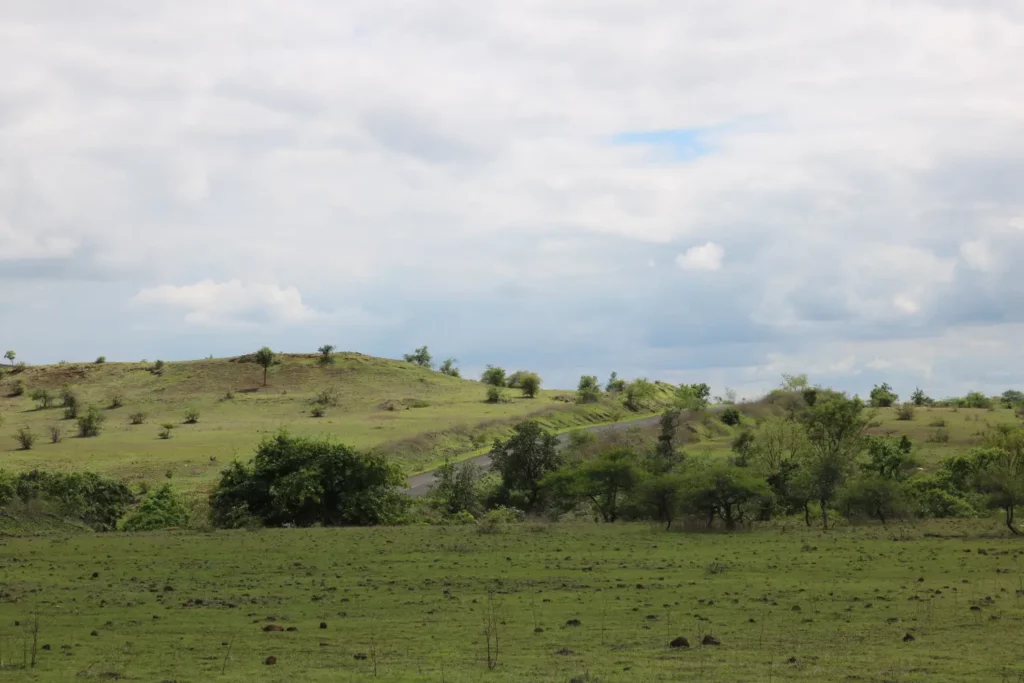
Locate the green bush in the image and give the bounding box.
[605,372,626,393]
[624,379,656,411]
[403,345,433,368]
[518,372,542,398]
[963,391,992,409]
[317,344,336,366]
[311,405,326,418]
[311,389,339,407]
[928,428,951,444]
[15,426,36,450]
[486,385,510,404]
[894,403,915,421]
[209,431,408,528]
[109,392,125,409]
[720,407,741,426]
[152,359,165,375]
[95,356,106,364]
[9,379,25,397]
[31,388,55,409]
[159,423,175,439]
[477,506,525,534]
[481,365,507,387]
[129,412,147,425]
[576,375,601,404]
[439,358,460,377]
[123,485,189,531]
[49,425,63,444]
[869,383,898,408]
[10,470,133,530]
[183,407,200,424]
[77,406,106,437]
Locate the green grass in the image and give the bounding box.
[2,519,1024,681]
[0,354,669,493]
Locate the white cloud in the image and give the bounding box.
[675,242,725,271]
[131,280,318,327]
[960,239,1001,273]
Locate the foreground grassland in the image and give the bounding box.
[2,521,1023,681]
[0,355,658,491]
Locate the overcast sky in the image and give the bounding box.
[2,1,1024,398]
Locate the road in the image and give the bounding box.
[404,414,662,497]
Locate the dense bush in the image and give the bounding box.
[3,470,133,530]
[95,356,106,364]
[31,388,55,409]
[605,372,626,393]
[895,403,915,421]
[869,383,898,408]
[675,383,710,411]
[317,344,335,366]
[963,391,993,409]
[159,423,175,439]
[429,458,482,516]
[77,406,106,437]
[15,426,36,450]
[489,421,562,511]
[123,485,189,531]
[720,407,742,426]
[9,379,25,397]
[518,372,542,398]
[576,375,601,404]
[481,365,507,387]
[486,385,510,404]
[403,345,432,368]
[183,407,200,424]
[624,379,656,411]
[209,432,408,528]
[129,411,147,425]
[439,358,460,377]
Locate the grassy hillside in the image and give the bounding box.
[1,519,1020,681]
[0,353,670,492]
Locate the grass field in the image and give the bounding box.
[0,354,668,492]
[2,519,1023,681]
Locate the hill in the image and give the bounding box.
[0,353,672,492]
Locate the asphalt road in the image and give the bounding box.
[404,414,662,497]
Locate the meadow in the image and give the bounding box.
[0,354,662,493]
[2,519,1023,682]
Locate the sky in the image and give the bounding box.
[2,0,1024,399]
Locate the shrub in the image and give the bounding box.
[49,425,62,444]
[63,404,78,420]
[505,371,525,388]
[317,344,336,366]
[429,458,482,516]
[311,405,326,418]
[77,406,106,437]
[209,431,408,527]
[109,392,125,409]
[31,388,55,409]
[894,403,915,421]
[677,464,774,530]
[403,345,433,368]
[223,390,234,400]
[477,506,525,534]
[929,417,947,428]
[481,365,507,387]
[439,358,460,377]
[675,383,711,410]
[928,428,951,444]
[123,485,189,531]
[15,426,36,450]
[311,388,339,407]
[869,383,898,408]
[11,470,133,530]
[838,475,908,524]
[624,378,656,411]
[606,372,626,393]
[183,407,200,424]
[720,407,742,426]
[963,391,992,409]
[95,356,106,364]
[60,385,77,407]
[152,359,165,375]
[911,388,931,406]
[519,372,542,398]
[9,379,25,396]
[576,375,601,404]
[159,423,175,439]
[486,385,510,404]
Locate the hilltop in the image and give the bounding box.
[0,352,671,492]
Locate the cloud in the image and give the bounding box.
[131,280,319,327]
[2,1,1024,397]
[675,242,725,271]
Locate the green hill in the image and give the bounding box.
[0,353,669,492]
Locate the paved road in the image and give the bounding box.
[404,414,662,497]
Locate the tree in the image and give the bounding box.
[910,387,930,406]
[1001,390,1024,408]
[4,350,15,366]
[800,393,869,528]
[730,430,755,466]
[77,406,106,437]
[481,365,507,387]
[839,475,906,525]
[542,449,643,522]
[209,431,408,527]
[976,426,1024,534]
[505,371,525,388]
[489,421,562,511]
[403,346,433,368]
[30,388,55,409]
[636,474,688,529]
[606,371,626,392]
[519,372,542,398]
[720,407,742,426]
[254,346,275,386]
[963,391,993,409]
[675,383,710,411]
[123,484,189,531]
[624,378,656,411]
[781,373,809,391]
[429,458,481,516]
[317,344,335,366]
[869,383,898,408]
[862,435,915,480]
[678,464,774,530]
[439,358,460,377]
[577,375,601,404]
[650,410,684,474]
[749,418,813,523]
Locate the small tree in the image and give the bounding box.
[439,358,461,377]
[505,371,525,388]
[910,387,930,406]
[800,393,869,528]
[963,391,993,409]
[49,424,63,444]
[519,372,542,398]
[780,373,809,391]
[1001,390,1024,408]
[576,375,601,404]
[15,426,36,450]
[4,350,15,366]
[317,344,336,366]
[606,371,626,392]
[650,410,685,474]
[403,346,433,368]
[159,423,175,439]
[869,383,898,408]
[254,346,275,386]
[77,406,106,437]
[481,365,507,387]
[720,407,741,426]
[490,421,562,511]
[862,435,915,480]
[839,475,906,525]
[109,392,125,409]
[183,407,200,424]
[678,464,774,530]
[30,388,55,409]
[486,385,510,404]
[624,378,656,411]
[675,383,711,410]
[429,458,481,516]
[123,484,189,531]
[95,356,106,364]
[129,412,147,425]
[542,449,644,522]
[636,473,688,529]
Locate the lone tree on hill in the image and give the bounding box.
[404,345,433,368]
[317,344,335,366]
[255,346,275,386]
[4,350,14,366]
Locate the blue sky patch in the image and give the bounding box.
[610,127,714,161]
